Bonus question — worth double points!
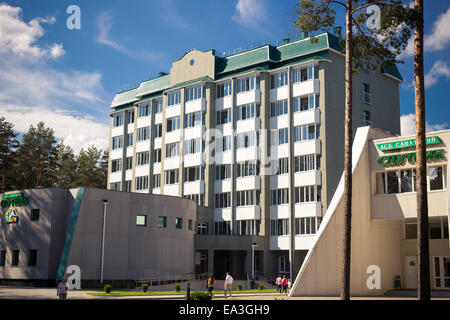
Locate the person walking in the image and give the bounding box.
[281,275,288,294]
[207,274,215,296]
[56,277,69,300]
[275,274,282,293]
[224,272,233,298]
[287,278,292,294]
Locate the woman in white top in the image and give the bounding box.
[57,277,68,300]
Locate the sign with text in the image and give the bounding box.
[1,192,29,208]
[377,136,441,151]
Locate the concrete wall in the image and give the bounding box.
[170,49,216,86]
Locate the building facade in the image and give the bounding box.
[0,187,196,287]
[107,32,403,279]
[290,127,449,296]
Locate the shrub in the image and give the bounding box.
[190,291,212,300]
[174,283,181,292]
[237,283,243,291]
[141,283,149,293]
[258,283,264,291]
[104,284,112,294]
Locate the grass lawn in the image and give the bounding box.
[88,288,277,296]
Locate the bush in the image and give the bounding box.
[258,283,264,291]
[141,283,149,293]
[190,291,212,300]
[174,283,181,292]
[104,284,112,294]
[237,283,243,291]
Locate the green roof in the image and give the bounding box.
[135,75,170,97]
[167,76,214,91]
[110,87,139,108]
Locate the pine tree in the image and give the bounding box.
[0,117,19,192]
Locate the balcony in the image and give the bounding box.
[165,130,181,144]
[293,108,320,127]
[136,140,150,153]
[236,146,259,163]
[215,95,232,111]
[183,152,203,167]
[270,204,290,219]
[214,179,232,193]
[270,235,290,250]
[154,112,163,124]
[294,170,321,187]
[109,171,122,183]
[294,202,322,218]
[236,205,261,220]
[153,162,161,174]
[214,150,232,165]
[137,116,151,128]
[185,98,206,114]
[269,114,289,129]
[236,176,260,191]
[294,139,321,156]
[294,235,316,250]
[183,180,205,195]
[236,118,260,134]
[269,86,289,102]
[110,149,123,160]
[165,103,181,118]
[236,89,260,106]
[292,79,320,97]
[184,126,203,140]
[214,207,232,222]
[135,165,149,177]
[163,184,179,197]
[269,174,289,189]
[164,156,180,170]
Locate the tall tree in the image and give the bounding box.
[53,143,77,188]
[294,0,412,300]
[0,117,19,192]
[75,145,106,188]
[412,0,430,301]
[14,122,57,188]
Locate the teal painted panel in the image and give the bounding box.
[56,187,84,280]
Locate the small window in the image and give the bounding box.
[12,250,19,267]
[0,250,5,266]
[158,216,167,228]
[405,223,417,239]
[176,217,183,229]
[188,219,193,230]
[136,215,147,226]
[28,249,37,266]
[31,209,40,221]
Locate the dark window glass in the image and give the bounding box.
[387,171,399,194]
[31,209,40,221]
[28,250,37,266]
[12,250,19,266]
[429,167,443,190]
[158,216,167,228]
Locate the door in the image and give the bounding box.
[433,256,450,289]
[405,256,418,289]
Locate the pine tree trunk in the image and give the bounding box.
[341,0,353,301]
[414,0,430,301]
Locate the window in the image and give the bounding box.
[270,219,289,236]
[112,136,123,150]
[154,99,163,113]
[27,249,37,266]
[176,217,183,229]
[236,190,260,207]
[168,90,181,106]
[294,154,320,172]
[214,221,231,235]
[166,142,180,158]
[154,124,162,138]
[126,156,133,170]
[136,215,147,226]
[236,219,259,235]
[110,182,121,191]
[429,167,444,191]
[12,250,19,266]
[125,133,133,147]
[404,218,449,240]
[137,127,150,141]
[236,131,259,149]
[236,160,259,178]
[186,85,204,102]
[185,111,204,128]
[279,256,290,273]
[113,113,123,127]
[184,166,203,182]
[217,81,231,98]
[271,188,289,205]
[294,124,319,142]
[237,75,259,93]
[126,110,134,124]
[31,209,40,221]
[271,99,288,117]
[111,159,122,173]
[135,176,149,190]
[216,108,231,125]
[166,116,180,132]
[295,217,318,235]
[136,151,149,166]
[363,83,372,104]
[278,128,289,145]
[276,158,289,175]
[138,104,150,117]
[197,223,208,235]
[293,64,318,83]
[294,185,320,203]
[158,216,167,228]
[184,138,203,155]
[216,164,231,180]
[184,194,204,206]
[124,180,131,192]
[363,111,371,126]
[221,136,232,152]
[188,219,193,230]
[165,169,179,184]
[153,149,161,163]
[0,250,6,266]
[153,174,161,188]
[215,192,231,208]
[293,93,317,112]
[271,71,288,89]
[237,103,260,120]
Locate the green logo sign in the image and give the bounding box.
[1,192,29,208]
[377,136,441,151]
[378,149,445,167]
[5,209,18,223]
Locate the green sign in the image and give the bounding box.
[377,136,441,151]
[378,149,445,167]
[1,193,29,208]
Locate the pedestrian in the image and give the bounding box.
[275,274,282,293]
[56,277,68,300]
[207,274,215,296]
[287,278,292,294]
[224,272,233,298]
[281,275,288,294]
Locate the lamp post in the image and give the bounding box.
[100,199,108,284]
[251,242,258,289]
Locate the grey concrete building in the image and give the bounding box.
[0,187,196,287]
[107,31,403,281]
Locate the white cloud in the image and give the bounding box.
[49,43,65,59]
[232,0,267,29]
[424,60,450,88]
[400,113,448,136]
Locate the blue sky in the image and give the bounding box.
[0,0,449,152]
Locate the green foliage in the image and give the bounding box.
[258,283,264,290]
[141,283,149,292]
[190,291,212,300]
[174,283,181,292]
[237,283,243,291]
[0,117,19,192]
[104,284,112,293]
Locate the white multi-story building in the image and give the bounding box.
[107,31,403,280]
